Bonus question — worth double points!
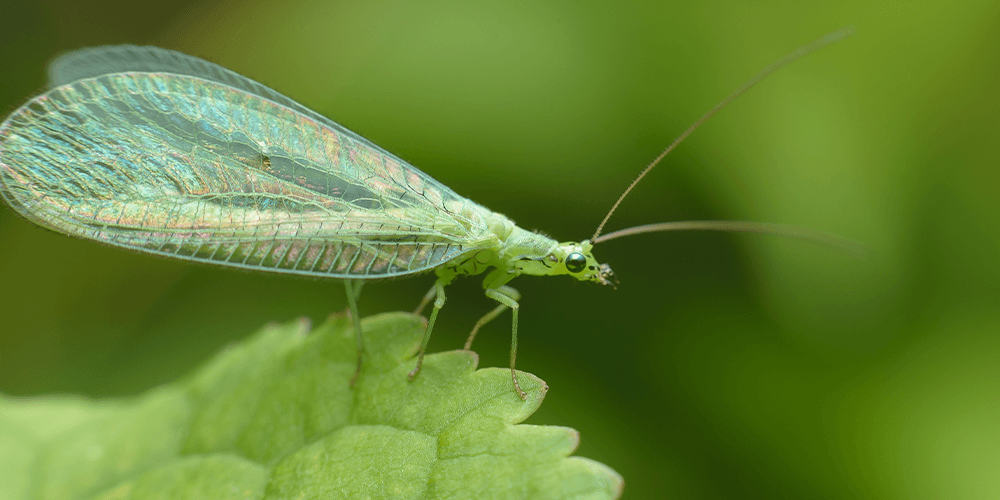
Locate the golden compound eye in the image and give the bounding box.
[565,253,587,273]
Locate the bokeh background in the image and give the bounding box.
[1,0,997,498]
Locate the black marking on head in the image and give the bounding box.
[519,255,554,269]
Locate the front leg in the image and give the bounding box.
[484,286,527,400]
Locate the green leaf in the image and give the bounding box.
[0,312,623,500]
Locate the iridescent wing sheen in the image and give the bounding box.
[1,46,503,278]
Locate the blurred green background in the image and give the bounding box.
[1,0,998,498]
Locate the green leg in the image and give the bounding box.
[343,279,365,387]
[408,279,447,381]
[414,285,436,315]
[465,285,521,350]
[484,287,525,400]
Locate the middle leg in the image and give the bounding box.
[408,278,448,381]
[464,285,521,350]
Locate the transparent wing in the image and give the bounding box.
[47,45,410,170]
[1,47,501,278]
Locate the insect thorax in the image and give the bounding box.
[436,207,611,287]
[438,211,558,281]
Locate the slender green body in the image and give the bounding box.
[0,46,611,399]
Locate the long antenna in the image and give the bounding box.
[591,27,854,241]
[592,220,868,260]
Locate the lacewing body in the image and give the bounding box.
[1,46,611,398]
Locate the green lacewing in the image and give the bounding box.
[0,29,855,399]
